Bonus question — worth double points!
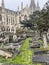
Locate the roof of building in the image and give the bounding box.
[0,6,18,14]
[5,8,16,13]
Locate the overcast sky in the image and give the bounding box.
[0,0,48,11]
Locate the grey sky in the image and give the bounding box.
[0,0,48,11]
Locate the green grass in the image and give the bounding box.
[9,38,42,65]
[10,38,33,64]
[0,38,42,65]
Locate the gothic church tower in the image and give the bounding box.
[1,0,5,13]
[36,1,40,11]
[30,0,36,13]
[2,0,5,8]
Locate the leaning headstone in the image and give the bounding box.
[0,50,12,59]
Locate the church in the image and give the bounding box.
[0,0,40,33]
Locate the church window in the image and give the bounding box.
[7,17,8,24]
[13,18,14,24]
[11,27,14,31]
[2,26,5,31]
[7,27,10,31]
[11,17,14,25]
[15,19,17,25]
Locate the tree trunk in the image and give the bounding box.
[43,32,48,48]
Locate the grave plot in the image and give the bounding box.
[0,50,12,59]
[30,42,40,48]
[33,49,49,65]
[30,37,40,49]
[0,42,22,59]
[34,49,49,55]
[0,32,9,44]
[0,31,26,60]
[33,55,49,64]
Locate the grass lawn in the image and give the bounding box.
[9,38,33,64]
[0,38,42,65]
[8,38,42,65]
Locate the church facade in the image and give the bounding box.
[0,0,40,33]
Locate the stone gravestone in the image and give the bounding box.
[43,32,48,48]
[33,49,49,65]
[35,31,40,41]
[13,35,17,42]
[33,55,49,65]
[30,30,40,48]
[23,32,26,38]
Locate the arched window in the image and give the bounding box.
[11,17,14,25]
[11,27,14,31]
[2,26,5,31]
[7,27,10,31]
[7,16,8,24]
[13,18,14,24]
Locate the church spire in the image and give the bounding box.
[21,2,23,10]
[30,0,36,12]
[17,6,19,11]
[17,6,19,15]
[1,0,5,13]
[26,4,28,8]
[37,1,40,11]
[2,0,5,8]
